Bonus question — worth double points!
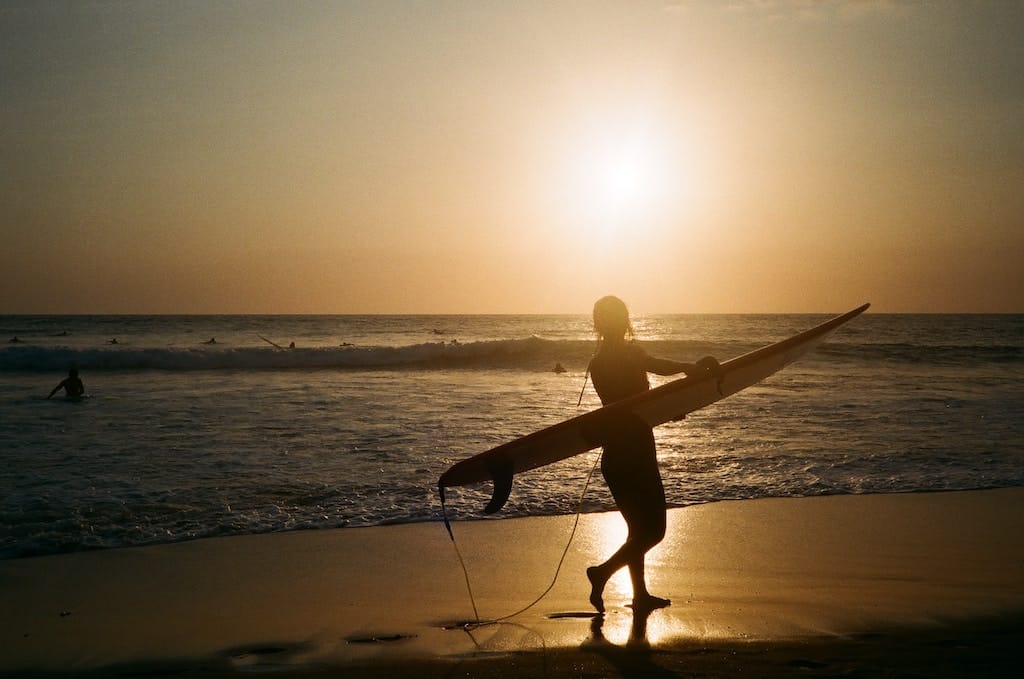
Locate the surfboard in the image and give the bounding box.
[258,335,284,350]
[438,303,869,514]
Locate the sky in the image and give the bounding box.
[2,0,1022,314]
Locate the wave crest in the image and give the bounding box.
[0,336,590,372]
[3,336,1018,373]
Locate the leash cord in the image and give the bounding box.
[441,360,601,629]
[440,449,602,630]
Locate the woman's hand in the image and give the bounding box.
[696,356,725,395]
[696,355,722,377]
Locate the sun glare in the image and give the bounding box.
[581,140,664,219]
[601,155,650,211]
[557,118,704,239]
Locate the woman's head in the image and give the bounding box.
[593,295,632,340]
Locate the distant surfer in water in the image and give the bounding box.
[48,368,85,400]
[585,295,720,614]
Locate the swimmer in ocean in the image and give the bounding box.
[48,368,85,399]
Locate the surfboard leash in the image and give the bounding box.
[438,449,603,630]
[441,356,601,629]
[485,451,601,625]
[576,367,590,407]
[439,485,481,624]
[577,339,601,407]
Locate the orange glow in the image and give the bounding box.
[1,2,1021,313]
[578,511,690,645]
[583,513,633,600]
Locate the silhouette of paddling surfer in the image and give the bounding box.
[48,368,85,400]
[585,295,721,614]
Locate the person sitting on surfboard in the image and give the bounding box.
[585,295,720,614]
[48,368,85,400]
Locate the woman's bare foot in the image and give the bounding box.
[631,593,671,612]
[587,566,607,613]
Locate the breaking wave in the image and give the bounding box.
[2,337,1018,374]
[1,337,597,373]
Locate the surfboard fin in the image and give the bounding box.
[483,455,514,514]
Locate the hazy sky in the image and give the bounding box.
[2,1,1021,313]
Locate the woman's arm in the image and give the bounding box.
[644,355,697,377]
[644,353,723,378]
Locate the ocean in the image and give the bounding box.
[1,312,1021,560]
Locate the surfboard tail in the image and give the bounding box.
[483,455,514,514]
[438,452,517,515]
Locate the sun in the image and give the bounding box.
[601,154,650,211]
[537,110,711,245]
[576,135,676,227]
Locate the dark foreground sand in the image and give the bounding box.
[2,488,1022,678]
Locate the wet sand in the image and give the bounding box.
[2,488,1022,677]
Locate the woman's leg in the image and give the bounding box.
[619,486,669,610]
[589,504,666,611]
[588,423,667,612]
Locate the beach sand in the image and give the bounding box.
[2,488,1022,677]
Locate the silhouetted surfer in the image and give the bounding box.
[585,295,720,614]
[258,335,296,350]
[48,368,85,400]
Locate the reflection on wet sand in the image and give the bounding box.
[3,490,1021,676]
[581,608,682,679]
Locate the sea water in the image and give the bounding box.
[1,313,1021,559]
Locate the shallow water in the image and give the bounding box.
[2,312,1021,558]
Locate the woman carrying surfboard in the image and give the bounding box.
[586,295,720,614]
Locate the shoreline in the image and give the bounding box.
[2,488,1023,676]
